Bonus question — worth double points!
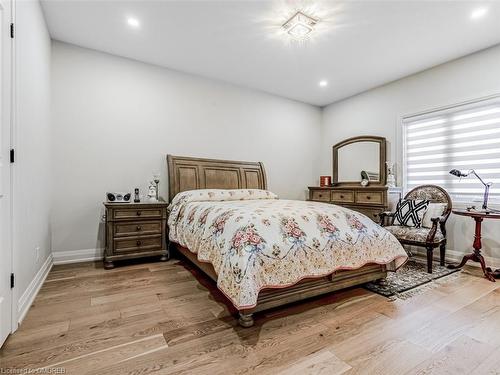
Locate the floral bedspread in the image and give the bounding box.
[168,189,407,309]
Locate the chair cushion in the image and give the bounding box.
[385,225,444,243]
[393,199,429,227]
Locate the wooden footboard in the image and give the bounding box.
[174,243,387,327]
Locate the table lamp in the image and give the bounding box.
[449,169,492,211]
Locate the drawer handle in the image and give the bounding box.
[136,240,142,246]
[136,226,142,231]
[136,211,142,216]
[318,194,323,198]
[340,195,344,199]
[366,196,371,200]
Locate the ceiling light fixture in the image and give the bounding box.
[282,11,318,40]
[319,80,328,87]
[127,17,140,29]
[470,7,488,20]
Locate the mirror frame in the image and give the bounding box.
[332,135,387,186]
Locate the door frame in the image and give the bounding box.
[1,0,15,336]
[9,0,16,333]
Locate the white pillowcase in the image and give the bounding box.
[422,203,447,228]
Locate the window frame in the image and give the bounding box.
[400,93,500,208]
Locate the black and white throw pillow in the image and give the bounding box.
[393,199,429,227]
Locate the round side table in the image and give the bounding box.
[447,209,500,282]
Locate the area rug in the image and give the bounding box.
[364,259,461,298]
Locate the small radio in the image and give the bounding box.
[106,192,131,203]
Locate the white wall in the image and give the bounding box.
[14,0,52,317]
[320,44,500,264]
[51,41,322,255]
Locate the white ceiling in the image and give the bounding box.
[41,0,500,106]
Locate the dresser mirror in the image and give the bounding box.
[333,136,387,186]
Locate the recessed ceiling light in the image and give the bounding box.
[127,17,140,29]
[319,80,328,87]
[470,7,488,20]
[282,11,318,40]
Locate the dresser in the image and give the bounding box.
[308,186,401,222]
[103,201,169,269]
[313,135,402,222]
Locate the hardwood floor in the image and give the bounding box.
[1,258,499,374]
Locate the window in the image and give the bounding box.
[403,96,500,204]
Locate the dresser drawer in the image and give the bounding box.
[113,235,163,253]
[114,221,162,237]
[355,191,384,205]
[331,191,354,203]
[311,190,330,202]
[113,208,162,220]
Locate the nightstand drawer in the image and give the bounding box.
[356,191,384,205]
[113,208,162,220]
[331,191,354,203]
[114,221,162,237]
[114,235,163,253]
[311,190,330,202]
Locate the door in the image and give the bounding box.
[0,0,12,347]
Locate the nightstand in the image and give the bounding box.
[103,200,169,269]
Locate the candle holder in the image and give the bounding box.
[153,173,160,201]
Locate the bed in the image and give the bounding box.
[167,155,407,327]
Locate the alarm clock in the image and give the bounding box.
[106,192,131,203]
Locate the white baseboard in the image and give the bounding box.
[412,247,500,269]
[52,248,104,265]
[17,254,53,324]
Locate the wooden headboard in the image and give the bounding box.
[167,155,268,201]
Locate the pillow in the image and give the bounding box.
[422,203,447,228]
[168,189,279,222]
[393,199,430,227]
[170,189,278,207]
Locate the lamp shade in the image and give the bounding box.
[449,169,467,177]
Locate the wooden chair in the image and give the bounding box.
[379,185,452,273]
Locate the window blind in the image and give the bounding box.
[403,96,500,204]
